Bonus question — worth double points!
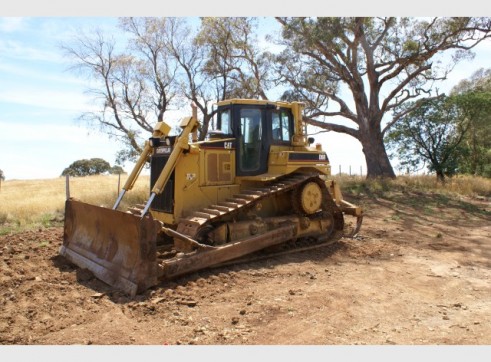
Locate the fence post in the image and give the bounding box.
[360,165,362,176]
[349,165,352,176]
[339,165,341,175]
[65,174,70,200]
[118,173,121,195]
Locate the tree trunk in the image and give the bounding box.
[359,128,396,179]
[198,114,212,141]
[436,170,445,183]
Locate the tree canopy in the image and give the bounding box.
[276,17,491,178]
[61,158,125,177]
[450,68,491,177]
[387,68,491,180]
[386,96,468,181]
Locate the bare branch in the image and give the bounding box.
[303,116,359,138]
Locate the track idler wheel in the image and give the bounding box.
[293,181,323,215]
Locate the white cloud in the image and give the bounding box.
[0,88,96,112]
[0,17,26,33]
[0,38,64,63]
[0,121,105,143]
[0,121,122,180]
[0,61,87,87]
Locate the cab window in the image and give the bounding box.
[218,108,232,134]
[271,110,291,143]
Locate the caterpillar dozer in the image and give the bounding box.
[60,99,363,296]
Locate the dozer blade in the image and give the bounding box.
[60,199,162,296]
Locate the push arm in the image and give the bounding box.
[113,121,171,210]
[140,115,199,217]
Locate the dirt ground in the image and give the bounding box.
[1,190,490,345]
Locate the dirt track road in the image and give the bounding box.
[1,191,490,345]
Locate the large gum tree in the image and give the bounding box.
[276,17,491,178]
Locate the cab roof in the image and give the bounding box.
[216,98,299,109]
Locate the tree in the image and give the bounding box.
[0,169,4,181]
[385,96,468,181]
[166,17,273,140]
[63,17,274,157]
[62,21,178,164]
[61,158,112,177]
[276,17,491,178]
[196,17,272,101]
[450,68,491,177]
[162,17,218,140]
[109,165,126,175]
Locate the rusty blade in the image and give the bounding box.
[60,199,162,296]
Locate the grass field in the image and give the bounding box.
[0,174,150,233]
[1,173,489,234]
[335,174,491,198]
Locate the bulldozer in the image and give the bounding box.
[60,99,363,296]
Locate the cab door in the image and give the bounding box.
[234,106,268,176]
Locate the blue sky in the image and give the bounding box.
[1,16,491,180]
[0,17,123,180]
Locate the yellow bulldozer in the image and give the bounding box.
[60,99,363,296]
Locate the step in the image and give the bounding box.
[191,211,212,219]
[241,190,264,196]
[218,201,240,209]
[227,198,247,205]
[210,205,232,212]
[203,208,223,216]
[233,194,257,201]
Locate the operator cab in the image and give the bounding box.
[211,100,294,176]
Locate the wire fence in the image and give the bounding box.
[335,165,365,177]
[334,165,430,177]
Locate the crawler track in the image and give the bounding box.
[154,230,344,279]
[130,172,343,242]
[128,172,353,285]
[209,232,344,271]
[175,173,317,239]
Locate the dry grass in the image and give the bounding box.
[0,174,150,231]
[1,173,489,233]
[336,174,491,198]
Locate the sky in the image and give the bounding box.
[0,17,125,180]
[1,10,491,180]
